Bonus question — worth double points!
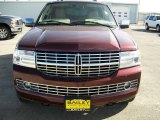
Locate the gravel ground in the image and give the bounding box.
[0,25,160,120]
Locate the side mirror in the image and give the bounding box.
[24,18,35,27]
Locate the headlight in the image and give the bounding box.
[11,20,17,27]
[120,50,140,69]
[13,49,35,68]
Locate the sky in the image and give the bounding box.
[139,0,160,13]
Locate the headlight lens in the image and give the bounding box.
[120,50,140,68]
[13,49,35,68]
[11,20,17,27]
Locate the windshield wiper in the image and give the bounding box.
[72,20,114,28]
[38,20,71,25]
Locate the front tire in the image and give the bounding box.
[145,23,149,30]
[156,25,160,32]
[0,26,11,40]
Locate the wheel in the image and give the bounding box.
[0,26,11,40]
[145,23,149,30]
[156,25,160,32]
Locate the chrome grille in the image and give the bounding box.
[36,52,119,78]
[16,79,138,96]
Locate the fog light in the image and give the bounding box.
[15,56,20,62]
[24,82,31,89]
[124,82,131,89]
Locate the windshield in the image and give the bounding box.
[37,2,117,27]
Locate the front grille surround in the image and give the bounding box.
[36,52,120,78]
[16,79,138,97]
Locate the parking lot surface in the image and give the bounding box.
[0,25,160,120]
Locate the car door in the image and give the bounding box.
[152,16,157,28]
[148,16,155,28]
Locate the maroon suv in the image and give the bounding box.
[13,1,141,111]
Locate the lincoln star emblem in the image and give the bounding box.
[75,54,82,75]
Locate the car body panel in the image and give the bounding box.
[14,65,141,106]
[13,1,141,107]
[18,26,136,52]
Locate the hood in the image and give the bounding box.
[112,28,137,51]
[0,15,21,19]
[18,26,136,52]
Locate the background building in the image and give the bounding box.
[102,0,139,24]
[0,0,139,24]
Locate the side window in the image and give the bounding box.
[157,16,160,20]
[153,16,157,21]
[149,16,154,21]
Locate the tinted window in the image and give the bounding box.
[157,16,160,20]
[149,16,154,20]
[153,16,157,21]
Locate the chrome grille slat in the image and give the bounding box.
[36,52,120,78]
[83,59,119,62]
[38,59,75,62]
[16,79,138,96]
[38,69,75,72]
[37,56,75,58]
[37,62,119,66]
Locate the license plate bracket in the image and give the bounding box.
[65,96,91,111]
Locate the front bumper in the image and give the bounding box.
[13,65,141,106]
[11,26,22,33]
